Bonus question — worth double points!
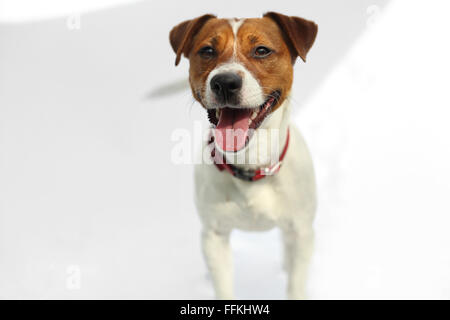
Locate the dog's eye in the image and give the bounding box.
[253,46,272,58]
[198,46,216,59]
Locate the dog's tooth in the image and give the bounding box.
[216,109,220,119]
[251,110,258,120]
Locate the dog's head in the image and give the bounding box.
[170,12,317,152]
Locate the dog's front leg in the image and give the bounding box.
[282,224,314,299]
[201,228,233,299]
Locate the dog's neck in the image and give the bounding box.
[216,100,291,171]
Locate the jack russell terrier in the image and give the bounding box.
[169,12,318,299]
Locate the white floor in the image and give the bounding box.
[1,0,450,299]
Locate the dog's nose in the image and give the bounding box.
[210,72,242,104]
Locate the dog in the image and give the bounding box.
[169,12,318,299]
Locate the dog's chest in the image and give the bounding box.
[232,182,283,228]
[195,166,287,231]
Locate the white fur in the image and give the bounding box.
[228,18,245,58]
[228,18,245,37]
[194,100,317,299]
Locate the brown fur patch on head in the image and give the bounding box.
[263,12,318,63]
[187,18,234,103]
[233,17,295,112]
[169,14,216,66]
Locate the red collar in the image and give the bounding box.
[210,129,290,182]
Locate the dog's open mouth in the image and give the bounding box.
[207,91,281,152]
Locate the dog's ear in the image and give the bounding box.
[169,14,216,66]
[263,12,318,63]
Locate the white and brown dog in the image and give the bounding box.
[170,12,318,299]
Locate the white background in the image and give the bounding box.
[1,0,450,299]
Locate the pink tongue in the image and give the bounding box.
[215,108,252,152]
